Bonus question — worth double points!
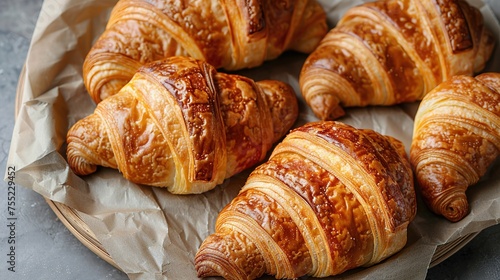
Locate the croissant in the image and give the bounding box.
[410,72,500,222]
[67,56,298,194]
[195,121,416,279]
[83,0,327,103]
[299,0,495,120]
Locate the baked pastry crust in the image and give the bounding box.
[410,72,500,222]
[300,0,494,120]
[195,121,416,279]
[67,56,298,194]
[83,0,327,103]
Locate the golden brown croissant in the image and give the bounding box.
[67,56,298,194]
[300,0,495,120]
[195,121,416,279]
[84,0,327,103]
[410,72,500,222]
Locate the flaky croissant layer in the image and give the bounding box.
[84,0,328,103]
[195,121,416,279]
[67,56,298,194]
[410,72,500,222]
[300,0,494,120]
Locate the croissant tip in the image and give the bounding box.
[436,193,470,222]
[256,79,299,141]
[68,155,97,176]
[67,144,98,176]
[443,200,469,223]
[194,264,213,279]
[309,94,345,120]
[194,257,230,279]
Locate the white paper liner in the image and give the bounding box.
[6,0,500,279]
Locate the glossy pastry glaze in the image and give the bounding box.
[300,0,495,120]
[195,121,416,279]
[410,72,500,222]
[84,0,327,103]
[67,56,298,194]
